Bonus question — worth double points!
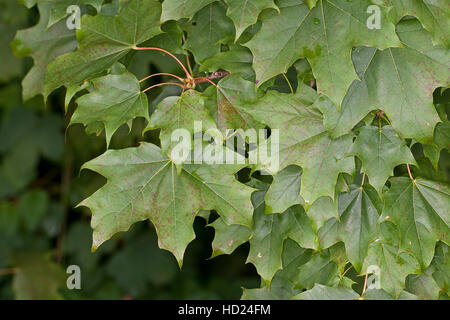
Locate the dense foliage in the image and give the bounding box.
[3,0,450,299]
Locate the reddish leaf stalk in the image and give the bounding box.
[142,82,185,93]
[139,73,184,83]
[133,46,192,79]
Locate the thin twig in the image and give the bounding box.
[361,173,366,187]
[0,268,19,276]
[193,72,229,86]
[196,77,217,87]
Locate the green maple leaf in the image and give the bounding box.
[337,184,382,272]
[304,0,318,10]
[268,240,313,298]
[294,284,359,300]
[161,0,217,22]
[244,0,401,107]
[244,84,354,204]
[215,74,262,130]
[318,217,340,249]
[224,0,278,40]
[406,269,441,300]
[382,177,450,268]
[348,125,416,193]
[244,240,323,299]
[422,120,450,169]
[319,20,449,143]
[294,252,340,290]
[328,242,349,274]
[362,242,419,298]
[43,0,104,28]
[200,45,255,80]
[363,288,418,300]
[79,142,254,265]
[149,90,217,155]
[430,242,449,293]
[241,287,278,299]
[147,20,185,55]
[71,63,149,147]
[264,165,304,214]
[389,0,450,48]
[44,0,162,98]
[209,217,251,258]
[247,192,316,285]
[183,2,235,63]
[307,196,338,232]
[10,1,76,100]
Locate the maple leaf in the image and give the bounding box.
[247,191,316,285]
[429,242,449,293]
[264,165,304,214]
[337,184,382,272]
[161,0,217,22]
[224,0,278,40]
[362,242,419,298]
[388,0,450,48]
[10,1,76,100]
[294,284,359,300]
[244,84,354,204]
[215,74,262,130]
[43,0,104,28]
[149,90,217,155]
[382,177,450,268]
[209,217,251,258]
[183,2,235,63]
[79,142,255,265]
[200,45,255,80]
[422,111,450,169]
[319,20,449,143]
[244,0,401,107]
[71,63,149,147]
[294,252,340,290]
[348,125,416,193]
[307,196,339,233]
[406,269,441,300]
[44,0,162,98]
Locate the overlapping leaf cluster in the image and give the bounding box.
[13,0,449,299]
